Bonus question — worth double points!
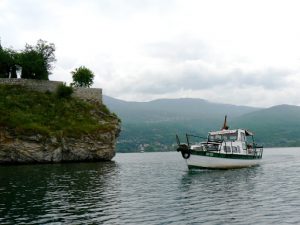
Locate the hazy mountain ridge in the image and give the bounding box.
[104,96,260,122]
[232,104,300,147]
[104,96,300,152]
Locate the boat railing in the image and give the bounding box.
[176,134,222,152]
[185,133,208,146]
[245,143,263,158]
[253,144,263,158]
[176,134,205,148]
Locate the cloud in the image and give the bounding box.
[2,0,300,107]
[144,38,212,61]
[99,47,298,108]
[106,53,292,95]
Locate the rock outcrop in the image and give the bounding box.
[0,120,120,164]
[0,80,121,164]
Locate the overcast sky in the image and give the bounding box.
[1,0,300,107]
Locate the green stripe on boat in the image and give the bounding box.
[188,165,229,170]
[190,150,262,160]
[188,164,260,170]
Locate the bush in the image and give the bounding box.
[71,66,94,87]
[56,83,73,99]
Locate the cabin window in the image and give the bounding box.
[209,134,222,141]
[207,144,219,151]
[232,146,238,153]
[237,146,241,153]
[223,146,231,153]
[224,133,237,141]
[209,132,237,142]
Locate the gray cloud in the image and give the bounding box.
[64,0,177,20]
[1,1,58,30]
[123,64,292,95]
[2,0,300,107]
[135,38,292,95]
[231,68,290,89]
[145,39,212,61]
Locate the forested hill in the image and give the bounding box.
[104,96,259,123]
[232,104,300,147]
[104,96,300,152]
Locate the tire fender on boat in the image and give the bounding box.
[181,150,190,159]
[177,144,191,159]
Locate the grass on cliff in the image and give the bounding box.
[0,84,119,137]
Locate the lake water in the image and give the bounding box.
[1,148,300,224]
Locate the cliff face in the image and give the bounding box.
[0,80,121,164]
[0,121,120,164]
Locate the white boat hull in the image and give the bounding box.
[186,154,261,169]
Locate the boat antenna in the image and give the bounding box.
[222,115,229,130]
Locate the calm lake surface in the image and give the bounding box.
[1,148,300,224]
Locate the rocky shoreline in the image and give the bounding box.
[0,79,121,164]
[0,120,120,164]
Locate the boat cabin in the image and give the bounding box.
[208,129,254,143]
[191,129,258,155]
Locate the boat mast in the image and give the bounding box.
[221,115,229,130]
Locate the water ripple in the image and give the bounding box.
[1,148,300,224]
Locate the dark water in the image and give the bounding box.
[1,148,300,225]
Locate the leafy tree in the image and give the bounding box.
[0,44,10,78]
[19,39,56,80]
[0,44,17,78]
[34,39,56,73]
[18,49,47,79]
[71,66,95,87]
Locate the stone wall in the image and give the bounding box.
[0,78,62,92]
[73,87,102,103]
[0,78,102,103]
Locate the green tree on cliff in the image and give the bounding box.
[0,44,17,78]
[19,39,56,80]
[71,66,95,87]
[0,39,56,80]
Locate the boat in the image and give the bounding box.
[176,116,263,169]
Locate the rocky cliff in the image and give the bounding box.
[0,82,121,164]
[0,123,120,164]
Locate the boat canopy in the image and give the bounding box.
[245,130,254,136]
[209,129,254,136]
[209,129,237,135]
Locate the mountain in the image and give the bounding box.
[104,96,300,152]
[103,96,260,152]
[232,104,300,147]
[103,96,259,123]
